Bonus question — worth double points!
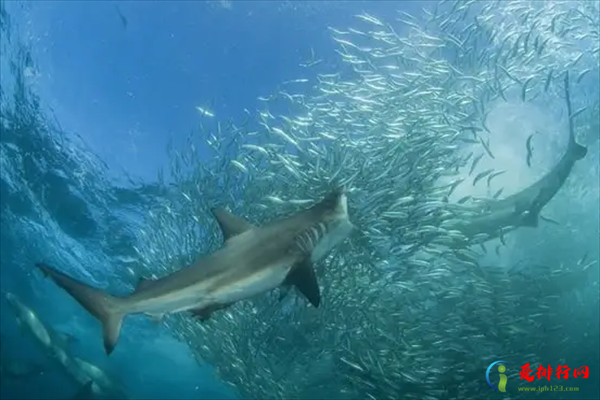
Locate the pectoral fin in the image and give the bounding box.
[520,187,553,227]
[514,200,529,215]
[285,259,321,308]
[211,208,254,242]
[521,211,539,227]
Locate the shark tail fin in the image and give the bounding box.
[35,262,126,355]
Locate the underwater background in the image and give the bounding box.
[0,1,599,399]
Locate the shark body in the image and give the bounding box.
[36,190,353,354]
[451,72,587,241]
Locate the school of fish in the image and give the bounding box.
[3,0,597,399]
[100,1,598,399]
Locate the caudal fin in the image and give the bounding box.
[35,262,126,355]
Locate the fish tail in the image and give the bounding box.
[35,262,126,355]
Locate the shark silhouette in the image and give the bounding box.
[36,190,353,354]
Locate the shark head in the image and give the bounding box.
[208,188,354,309]
[298,188,354,263]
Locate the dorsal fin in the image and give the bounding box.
[211,208,254,241]
[284,259,321,308]
[135,277,156,293]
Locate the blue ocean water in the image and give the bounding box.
[0,2,418,399]
[1,1,599,400]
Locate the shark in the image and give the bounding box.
[450,71,588,242]
[35,189,353,355]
